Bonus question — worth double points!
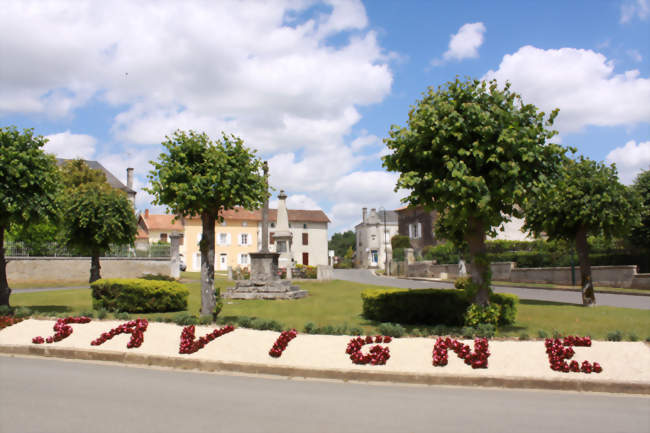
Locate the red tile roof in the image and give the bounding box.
[140,214,183,231]
[186,207,330,223]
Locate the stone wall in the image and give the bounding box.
[7,257,172,283]
[399,259,649,289]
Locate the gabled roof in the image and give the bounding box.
[56,158,135,194]
[186,207,330,223]
[140,214,183,231]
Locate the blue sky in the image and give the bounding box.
[1,0,648,235]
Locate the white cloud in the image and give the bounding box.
[44,130,96,159]
[270,194,321,210]
[350,132,381,151]
[433,22,486,65]
[621,0,649,23]
[484,46,650,133]
[606,140,650,184]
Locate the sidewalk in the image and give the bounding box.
[1,318,648,395]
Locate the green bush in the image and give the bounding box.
[391,235,411,249]
[362,288,470,326]
[490,293,518,325]
[476,324,496,338]
[518,332,530,341]
[173,312,198,326]
[80,310,95,318]
[607,330,623,341]
[377,322,406,338]
[96,308,108,319]
[250,318,283,331]
[0,305,12,316]
[537,329,549,338]
[91,278,189,313]
[198,315,213,325]
[392,247,405,262]
[464,304,500,327]
[140,273,176,281]
[421,242,460,264]
[114,312,130,320]
[14,307,32,318]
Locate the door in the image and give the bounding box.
[371,250,378,266]
[302,252,309,266]
[219,253,227,270]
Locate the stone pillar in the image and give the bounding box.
[170,234,181,279]
[261,161,270,253]
[227,266,233,280]
[286,267,292,280]
[405,248,415,265]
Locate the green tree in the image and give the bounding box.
[383,78,566,305]
[328,230,356,258]
[147,130,266,316]
[60,159,136,283]
[65,183,137,283]
[629,169,650,250]
[523,157,641,305]
[0,127,61,306]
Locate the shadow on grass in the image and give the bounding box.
[22,305,71,313]
[519,299,581,307]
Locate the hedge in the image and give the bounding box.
[361,288,518,327]
[91,278,189,313]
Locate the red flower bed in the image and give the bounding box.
[0,316,23,330]
[269,329,297,358]
[90,319,148,349]
[32,316,91,344]
[432,337,490,369]
[346,335,392,365]
[179,325,235,354]
[545,336,602,373]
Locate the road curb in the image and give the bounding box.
[1,344,648,395]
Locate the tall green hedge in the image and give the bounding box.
[91,278,189,313]
[361,288,518,327]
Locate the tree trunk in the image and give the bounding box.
[89,252,101,283]
[200,212,216,316]
[575,226,596,306]
[465,217,490,306]
[0,225,11,307]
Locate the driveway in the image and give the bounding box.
[332,269,650,310]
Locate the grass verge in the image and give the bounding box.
[6,278,650,340]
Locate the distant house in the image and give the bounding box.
[396,205,533,257]
[135,210,184,250]
[354,208,399,270]
[56,158,136,207]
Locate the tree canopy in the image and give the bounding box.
[523,157,641,305]
[383,77,567,304]
[147,130,267,316]
[329,230,356,258]
[629,169,650,250]
[0,126,61,306]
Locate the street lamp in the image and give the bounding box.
[379,206,389,276]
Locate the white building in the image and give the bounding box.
[355,208,399,270]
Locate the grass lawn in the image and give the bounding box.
[7,276,650,340]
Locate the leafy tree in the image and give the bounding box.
[61,158,107,189]
[383,78,566,305]
[629,169,650,250]
[147,130,266,316]
[523,157,641,305]
[65,183,137,283]
[329,230,356,257]
[6,220,64,256]
[391,234,411,249]
[0,127,61,306]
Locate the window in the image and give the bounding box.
[371,234,376,241]
[303,223,307,229]
[240,233,248,245]
[409,223,422,239]
[302,233,308,245]
[277,240,287,252]
[242,221,248,227]
[239,253,249,265]
[219,233,228,245]
[271,222,275,228]
[269,233,275,244]
[160,233,168,242]
[221,220,227,226]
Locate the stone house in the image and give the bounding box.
[135,210,184,251]
[354,208,399,270]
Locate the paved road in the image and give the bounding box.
[1,356,647,433]
[333,269,650,310]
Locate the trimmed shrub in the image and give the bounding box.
[173,312,198,326]
[91,278,189,313]
[377,322,406,338]
[464,304,500,327]
[391,235,411,249]
[14,307,32,318]
[140,273,176,281]
[362,288,517,327]
[607,330,623,341]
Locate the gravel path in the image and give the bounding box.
[1,319,648,389]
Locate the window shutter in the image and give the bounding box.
[227,233,231,245]
[302,233,308,245]
[270,233,275,244]
[417,223,422,239]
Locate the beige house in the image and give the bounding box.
[182,206,330,272]
[135,210,184,251]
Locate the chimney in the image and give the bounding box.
[145,209,149,218]
[127,168,134,190]
[370,208,376,216]
[362,207,367,223]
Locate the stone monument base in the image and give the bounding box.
[223,279,308,300]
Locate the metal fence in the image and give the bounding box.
[3,241,170,258]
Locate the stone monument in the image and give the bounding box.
[223,163,307,300]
